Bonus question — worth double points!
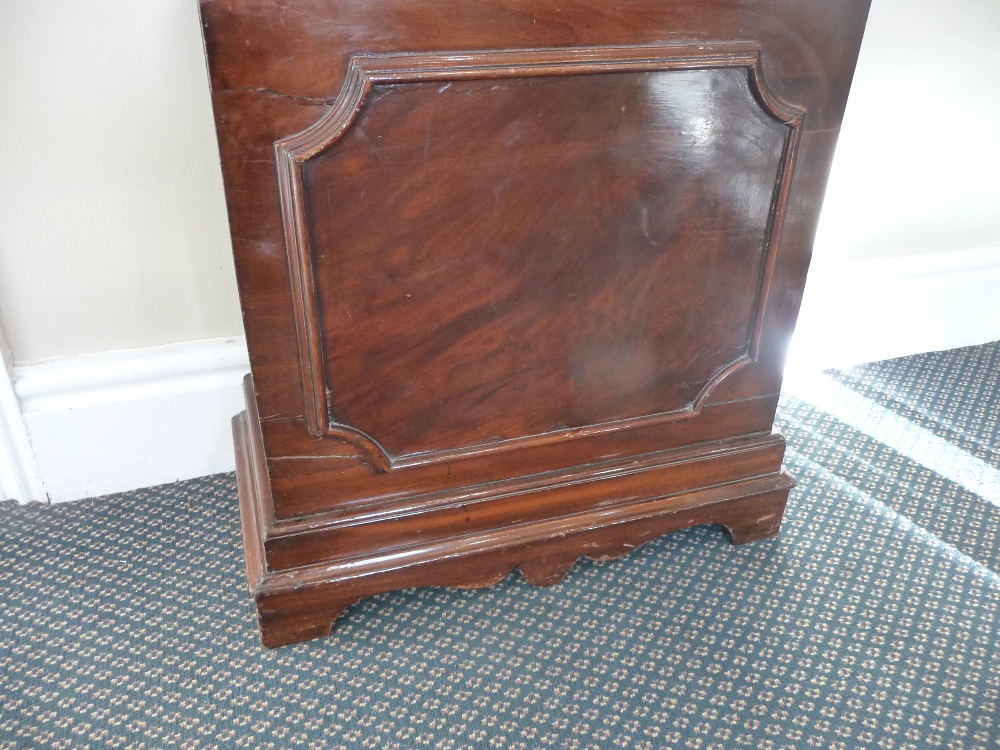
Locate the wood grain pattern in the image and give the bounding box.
[204,0,870,427]
[201,0,871,647]
[263,394,783,520]
[277,45,802,464]
[236,403,791,647]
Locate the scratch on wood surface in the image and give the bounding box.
[268,455,356,461]
[215,86,336,104]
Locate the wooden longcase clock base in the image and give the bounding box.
[234,377,793,649]
[234,417,793,648]
[201,0,870,647]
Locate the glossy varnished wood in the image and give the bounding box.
[235,399,791,648]
[203,0,871,646]
[289,51,799,464]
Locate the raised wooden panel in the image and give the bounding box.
[203,0,870,647]
[276,46,802,468]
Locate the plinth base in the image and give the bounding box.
[233,409,791,648]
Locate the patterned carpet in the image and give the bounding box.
[2,343,999,749]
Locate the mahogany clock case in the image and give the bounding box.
[200,0,872,647]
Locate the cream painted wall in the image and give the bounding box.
[813,0,1000,262]
[0,0,242,364]
[789,0,1000,370]
[0,0,997,371]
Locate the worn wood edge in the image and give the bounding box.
[251,476,792,647]
[262,433,788,571]
[268,432,786,537]
[242,374,275,528]
[234,373,279,596]
[232,410,266,592]
[259,471,794,594]
[269,472,794,575]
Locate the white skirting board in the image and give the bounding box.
[12,337,250,503]
[0,341,45,503]
[787,244,1000,375]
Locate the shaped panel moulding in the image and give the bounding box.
[275,44,803,471]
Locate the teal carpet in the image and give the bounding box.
[2,343,999,749]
